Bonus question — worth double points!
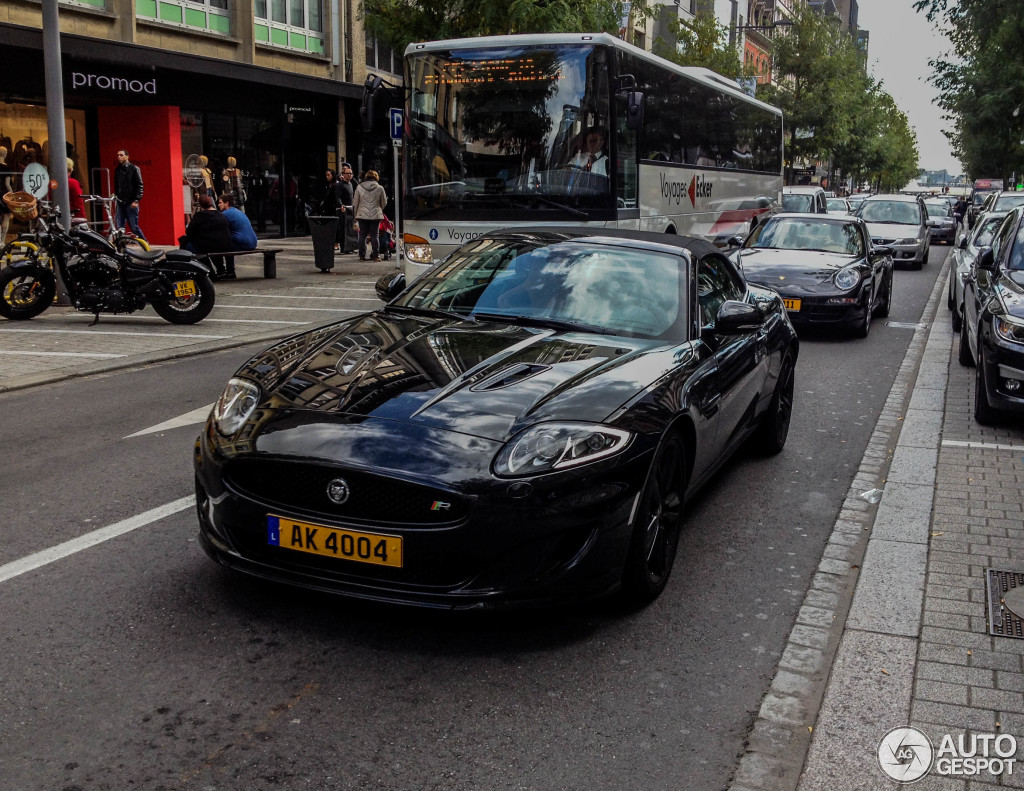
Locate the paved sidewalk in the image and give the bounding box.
[0,238,398,392]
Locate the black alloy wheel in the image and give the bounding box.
[952,299,963,333]
[873,273,892,318]
[0,265,56,320]
[855,295,872,338]
[151,273,216,325]
[752,352,795,455]
[958,312,975,366]
[974,353,999,425]
[621,433,686,605]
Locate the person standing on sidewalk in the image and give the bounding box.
[352,170,387,261]
[338,163,358,253]
[114,149,146,241]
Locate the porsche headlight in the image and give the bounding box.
[995,315,1024,345]
[213,377,260,436]
[493,422,632,477]
[834,266,862,291]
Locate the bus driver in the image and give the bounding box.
[569,127,608,176]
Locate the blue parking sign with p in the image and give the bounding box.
[389,109,403,140]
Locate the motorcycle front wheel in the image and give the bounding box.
[151,273,215,324]
[0,266,56,320]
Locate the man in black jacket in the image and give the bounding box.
[114,149,147,241]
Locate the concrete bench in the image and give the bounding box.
[199,248,283,278]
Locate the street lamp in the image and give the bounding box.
[730,18,794,46]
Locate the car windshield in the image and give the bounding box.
[994,194,1024,212]
[858,200,921,225]
[747,217,865,256]
[782,193,814,212]
[924,202,950,218]
[394,237,684,338]
[826,198,848,212]
[973,215,1004,247]
[1009,224,1024,271]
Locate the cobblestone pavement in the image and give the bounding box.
[0,239,397,392]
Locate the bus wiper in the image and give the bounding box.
[470,312,612,334]
[509,195,589,218]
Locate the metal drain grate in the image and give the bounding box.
[986,569,1024,638]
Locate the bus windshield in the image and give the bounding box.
[405,44,614,222]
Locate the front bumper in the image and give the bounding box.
[193,419,654,609]
[980,334,1024,416]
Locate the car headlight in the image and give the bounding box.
[995,315,1024,345]
[493,422,632,477]
[834,266,862,291]
[213,377,261,436]
[900,237,921,245]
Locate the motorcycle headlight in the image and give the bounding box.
[834,266,862,291]
[493,422,632,478]
[213,377,261,436]
[995,315,1024,345]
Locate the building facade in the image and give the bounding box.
[1,0,399,244]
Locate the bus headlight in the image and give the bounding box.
[404,233,433,265]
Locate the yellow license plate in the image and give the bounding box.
[173,280,197,298]
[267,515,403,568]
[783,298,801,312]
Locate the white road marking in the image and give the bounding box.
[214,304,362,312]
[942,439,1024,452]
[124,404,214,438]
[0,328,228,339]
[228,294,380,302]
[0,496,195,584]
[0,350,123,358]
[295,284,379,290]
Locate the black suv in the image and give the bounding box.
[958,205,1024,423]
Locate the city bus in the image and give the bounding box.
[400,32,783,276]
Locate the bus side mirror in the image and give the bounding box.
[361,74,384,133]
[626,90,644,131]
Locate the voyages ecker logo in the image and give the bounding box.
[660,173,713,207]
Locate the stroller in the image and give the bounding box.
[378,215,396,261]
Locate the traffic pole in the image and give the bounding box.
[42,0,71,302]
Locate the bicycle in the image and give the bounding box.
[82,195,151,253]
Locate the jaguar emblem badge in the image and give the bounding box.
[326,478,350,505]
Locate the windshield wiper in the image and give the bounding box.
[385,304,476,322]
[470,311,612,334]
[510,195,590,218]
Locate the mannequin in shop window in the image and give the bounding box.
[199,155,216,198]
[222,156,246,207]
[67,157,87,226]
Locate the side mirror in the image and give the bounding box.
[715,300,763,333]
[957,234,968,249]
[375,272,406,302]
[727,235,744,248]
[625,90,644,131]
[872,245,893,257]
[976,246,996,272]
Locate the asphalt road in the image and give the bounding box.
[0,249,949,790]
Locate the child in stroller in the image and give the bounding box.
[378,215,395,261]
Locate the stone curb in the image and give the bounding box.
[727,258,951,791]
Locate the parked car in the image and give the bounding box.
[826,196,852,215]
[948,211,1007,332]
[847,193,870,213]
[978,190,1024,217]
[194,228,800,609]
[782,186,828,214]
[958,206,1024,424]
[968,180,1003,228]
[924,198,957,244]
[856,193,931,269]
[731,213,893,338]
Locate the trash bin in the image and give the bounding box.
[308,215,339,271]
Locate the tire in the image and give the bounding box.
[0,265,56,320]
[621,433,686,605]
[151,273,216,324]
[951,300,962,333]
[854,298,872,338]
[922,247,930,266]
[974,353,1000,425]
[958,311,974,366]
[752,352,795,455]
[873,273,892,318]
[947,272,955,310]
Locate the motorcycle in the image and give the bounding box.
[0,197,216,325]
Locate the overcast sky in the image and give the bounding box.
[711,0,963,175]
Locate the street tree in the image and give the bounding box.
[914,0,1024,181]
[757,3,864,184]
[362,0,630,55]
[651,10,748,80]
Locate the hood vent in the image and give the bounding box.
[470,363,551,392]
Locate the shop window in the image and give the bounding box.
[254,0,324,55]
[136,0,231,36]
[365,37,398,76]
